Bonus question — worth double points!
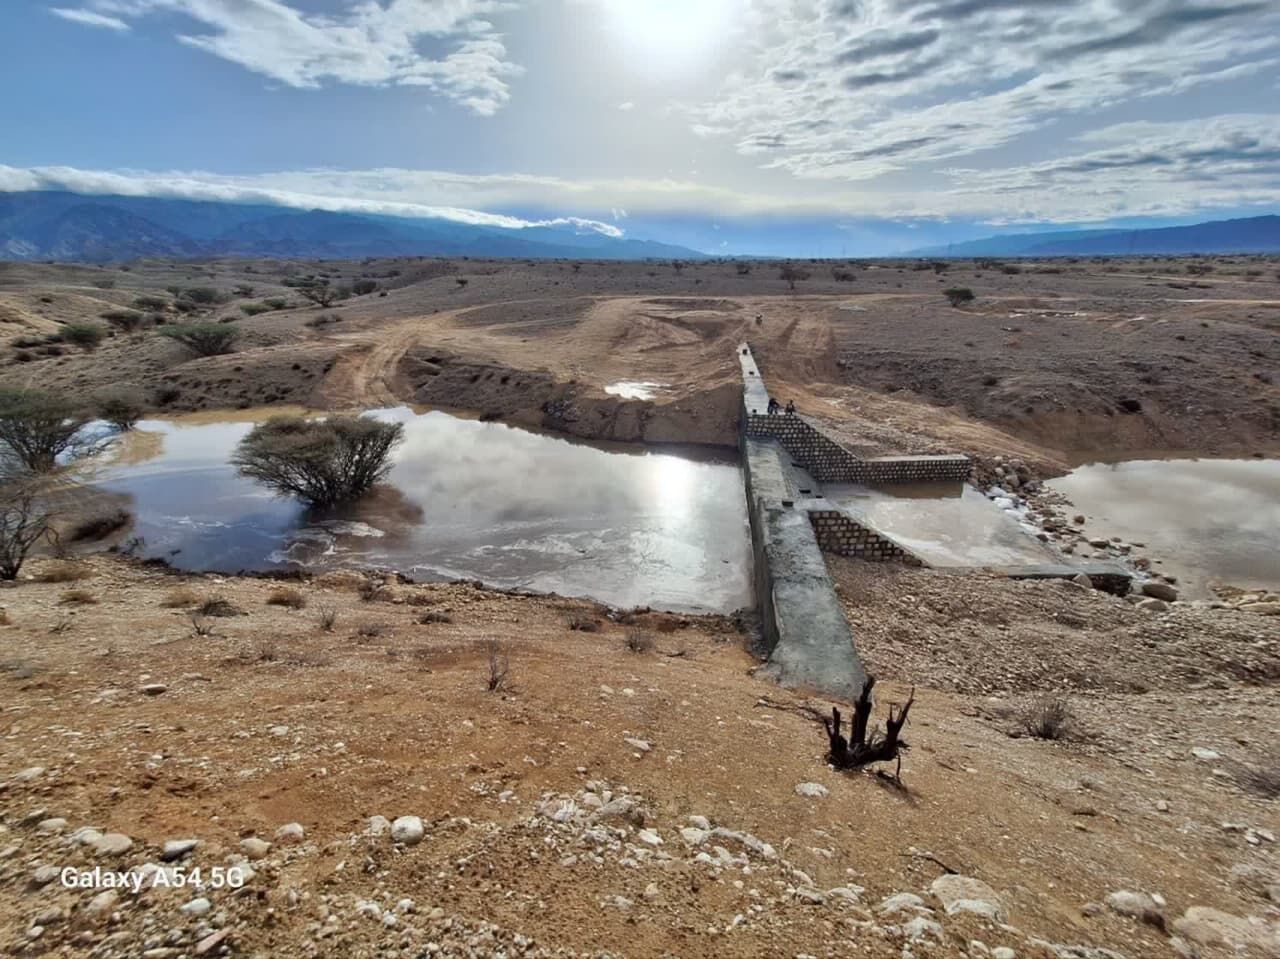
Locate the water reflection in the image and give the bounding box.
[99,408,753,613]
[1049,458,1280,596]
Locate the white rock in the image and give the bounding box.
[992,949,1017,959]
[390,815,425,846]
[1191,747,1221,761]
[274,822,305,843]
[879,892,930,915]
[239,838,271,859]
[794,782,829,799]
[624,738,651,753]
[94,833,133,856]
[367,815,391,837]
[1105,890,1162,924]
[36,818,67,834]
[181,897,212,916]
[140,683,168,696]
[161,839,198,861]
[637,828,663,846]
[903,916,944,941]
[14,766,45,782]
[679,827,708,846]
[688,815,711,830]
[931,875,1008,922]
[83,890,117,924]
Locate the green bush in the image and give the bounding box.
[351,279,378,296]
[132,295,168,311]
[100,310,146,331]
[231,416,404,507]
[0,388,96,473]
[240,302,272,316]
[263,297,289,310]
[944,287,976,307]
[96,390,146,431]
[158,323,240,357]
[182,287,223,305]
[63,322,106,350]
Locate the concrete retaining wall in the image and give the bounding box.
[808,508,927,566]
[741,437,867,702]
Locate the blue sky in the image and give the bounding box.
[3,0,1280,255]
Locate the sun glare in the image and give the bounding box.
[595,0,740,77]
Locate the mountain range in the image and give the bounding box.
[906,214,1280,258]
[0,191,705,262]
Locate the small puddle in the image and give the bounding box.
[97,408,753,613]
[1048,458,1280,596]
[604,381,669,400]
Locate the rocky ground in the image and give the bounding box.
[0,555,1277,958]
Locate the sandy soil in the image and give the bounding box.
[0,555,1276,958]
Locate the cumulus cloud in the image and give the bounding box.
[688,0,1280,181]
[47,0,523,115]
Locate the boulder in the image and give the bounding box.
[931,874,1008,922]
[390,815,425,846]
[1141,581,1178,602]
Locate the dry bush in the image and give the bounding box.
[358,579,386,602]
[266,587,307,610]
[36,561,91,583]
[417,610,452,625]
[69,509,131,542]
[405,593,438,607]
[197,596,242,617]
[59,588,98,605]
[484,638,510,692]
[161,587,200,608]
[567,613,600,632]
[356,621,386,639]
[625,628,656,654]
[316,604,338,632]
[189,613,216,637]
[1017,695,1078,740]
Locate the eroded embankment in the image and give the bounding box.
[398,347,742,446]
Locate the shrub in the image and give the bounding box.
[263,297,289,310]
[96,390,146,431]
[297,282,347,307]
[233,284,255,297]
[316,604,338,632]
[197,596,242,617]
[625,628,655,654]
[484,638,510,692]
[0,388,98,473]
[182,286,223,304]
[231,416,404,507]
[240,302,272,316]
[944,287,976,307]
[356,621,386,639]
[1226,751,1280,799]
[1017,696,1077,740]
[158,323,240,356]
[70,509,131,541]
[779,264,809,290]
[133,295,169,311]
[59,588,98,605]
[567,613,600,632]
[161,587,201,608]
[63,322,106,350]
[91,279,116,290]
[266,587,307,610]
[35,560,91,583]
[417,610,452,625]
[100,310,145,330]
[351,279,378,295]
[0,482,52,580]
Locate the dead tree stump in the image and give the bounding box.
[823,676,914,779]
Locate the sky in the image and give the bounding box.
[3,0,1280,255]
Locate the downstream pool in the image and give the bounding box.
[1048,458,1280,597]
[98,408,753,613]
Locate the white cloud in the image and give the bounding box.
[50,6,130,30]
[686,0,1280,182]
[48,0,523,115]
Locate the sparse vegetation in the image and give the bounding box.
[59,588,98,605]
[356,621,386,639]
[0,481,53,580]
[1225,752,1280,799]
[567,613,600,632]
[351,279,378,295]
[484,638,510,692]
[266,587,307,610]
[316,604,338,632]
[189,612,216,637]
[161,587,201,608]
[35,560,92,583]
[779,263,810,291]
[96,389,146,431]
[231,415,405,507]
[197,595,242,617]
[417,610,452,625]
[0,388,102,474]
[158,323,240,356]
[297,281,348,307]
[63,321,106,350]
[944,287,976,307]
[70,509,131,542]
[1017,695,1078,741]
[625,628,655,654]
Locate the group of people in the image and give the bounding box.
[766,397,796,416]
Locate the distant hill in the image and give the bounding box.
[0,191,706,262]
[907,214,1280,258]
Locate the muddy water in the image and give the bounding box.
[1049,459,1280,596]
[99,408,753,613]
